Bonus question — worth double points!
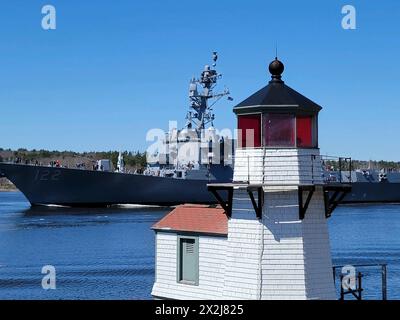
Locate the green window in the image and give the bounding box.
[177,236,199,285]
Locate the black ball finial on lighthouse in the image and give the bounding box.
[269,57,284,82]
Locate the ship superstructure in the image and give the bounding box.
[144,52,233,180]
[0,53,233,207]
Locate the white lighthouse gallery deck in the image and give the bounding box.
[233,148,325,186]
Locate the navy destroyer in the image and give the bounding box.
[1,54,400,206]
[324,168,400,204]
[0,53,234,207]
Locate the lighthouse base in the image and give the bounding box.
[222,186,336,300]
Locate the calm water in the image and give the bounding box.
[0,192,399,300]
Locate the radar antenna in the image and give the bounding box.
[185,52,232,133]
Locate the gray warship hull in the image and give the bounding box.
[333,170,400,204]
[0,163,232,207]
[0,163,400,207]
[2,162,400,206]
[343,182,400,204]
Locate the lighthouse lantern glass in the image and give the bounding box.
[263,114,295,147]
[296,116,314,147]
[237,114,261,148]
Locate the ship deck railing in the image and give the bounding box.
[229,151,353,185]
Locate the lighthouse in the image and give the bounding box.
[151,58,351,300]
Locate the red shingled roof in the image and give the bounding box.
[152,204,228,236]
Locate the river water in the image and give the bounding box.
[0,191,399,300]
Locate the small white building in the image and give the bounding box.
[151,204,228,300]
[151,58,351,300]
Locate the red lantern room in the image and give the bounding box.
[234,58,321,149]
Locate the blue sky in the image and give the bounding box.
[0,0,399,160]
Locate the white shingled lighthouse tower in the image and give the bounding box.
[207,57,352,300]
[151,58,351,300]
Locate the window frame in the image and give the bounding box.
[261,113,317,149]
[263,113,296,148]
[176,235,199,286]
[296,116,314,148]
[237,113,262,149]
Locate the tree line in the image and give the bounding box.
[0,148,147,169]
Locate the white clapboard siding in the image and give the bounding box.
[259,188,336,300]
[222,218,264,299]
[152,232,227,300]
[231,188,260,220]
[233,148,323,185]
[220,187,335,300]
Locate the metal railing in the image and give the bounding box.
[333,264,387,300]
[232,150,352,185]
[322,155,353,184]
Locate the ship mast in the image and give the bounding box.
[185,52,232,134]
[117,151,125,173]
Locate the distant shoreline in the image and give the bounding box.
[0,188,18,192]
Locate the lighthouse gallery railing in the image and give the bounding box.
[231,149,352,185]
